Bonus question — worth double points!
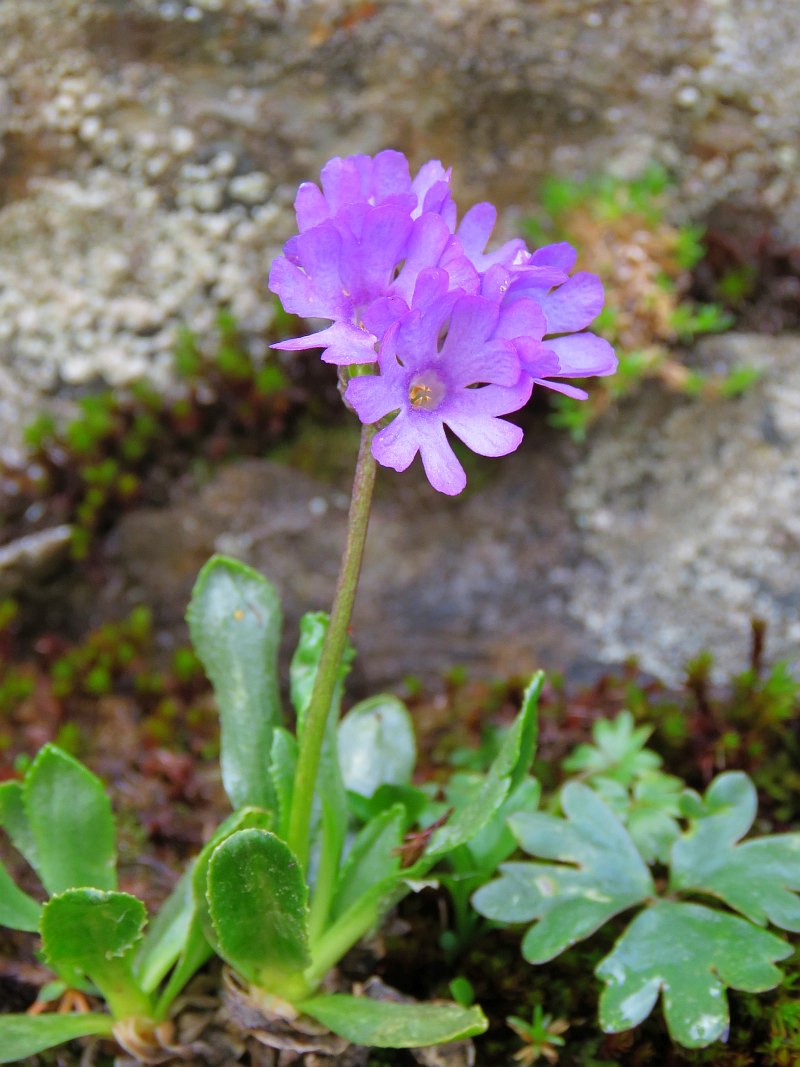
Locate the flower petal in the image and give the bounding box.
[345,374,400,424]
[319,156,363,213]
[268,253,345,319]
[539,273,604,334]
[544,333,618,377]
[372,413,420,472]
[439,239,481,293]
[360,295,409,339]
[293,223,348,308]
[272,320,378,365]
[447,338,521,389]
[443,409,524,457]
[439,296,500,362]
[294,182,328,231]
[392,213,452,302]
[411,161,450,212]
[372,149,412,200]
[342,204,412,296]
[494,297,547,343]
[529,242,577,272]
[457,202,497,259]
[534,378,589,399]
[444,374,533,421]
[415,419,467,495]
[514,336,560,378]
[410,267,451,311]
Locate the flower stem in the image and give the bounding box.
[287,424,378,871]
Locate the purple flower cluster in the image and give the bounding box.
[269,150,616,495]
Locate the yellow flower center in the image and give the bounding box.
[408,371,445,410]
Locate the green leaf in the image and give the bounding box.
[290,611,354,733]
[0,1013,113,1064]
[0,780,39,873]
[134,864,195,994]
[562,710,661,785]
[590,770,684,865]
[338,695,416,798]
[670,771,800,931]
[472,783,653,962]
[445,776,541,876]
[42,889,146,966]
[424,672,542,862]
[187,555,282,811]
[144,808,270,1013]
[192,807,272,945]
[0,860,41,932]
[41,889,150,1018]
[24,746,116,894]
[154,917,212,1019]
[207,828,310,996]
[597,900,792,1048]
[348,784,429,830]
[290,612,350,936]
[299,994,488,1047]
[331,805,406,921]
[270,725,298,839]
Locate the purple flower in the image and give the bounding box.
[269,200,477,366]
[481,244,617,398]
[345,277,532,495]
[269,150,618,493]
[293,149,456,232]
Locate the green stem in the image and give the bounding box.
[287,424,378,871]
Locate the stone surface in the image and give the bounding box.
[1,0,800,447]
[86,425,595,693]
[568,333,800,682]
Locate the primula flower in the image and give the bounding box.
[269,149,617,493]
[269,150,469,366]
[292,149,456,232]
[345,275,532,495]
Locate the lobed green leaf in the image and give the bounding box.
[670,771,800,931]
[597,899,791,1048]
[473,782,653,962]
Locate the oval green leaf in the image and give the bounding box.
[0,1013,113,1064]
[41,889,147,969]
[0,860,41,932]
[299,994,488,1048]
[24,746,116,894]
[338,696,416,799]
[207,829,310,995]
[187,556,283,811]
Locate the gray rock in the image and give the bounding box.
[1,0,800,445]
[0,525,74,598]
[568,333,800,682]
[100,429,596,693]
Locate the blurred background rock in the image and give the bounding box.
[1,0,799,686]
